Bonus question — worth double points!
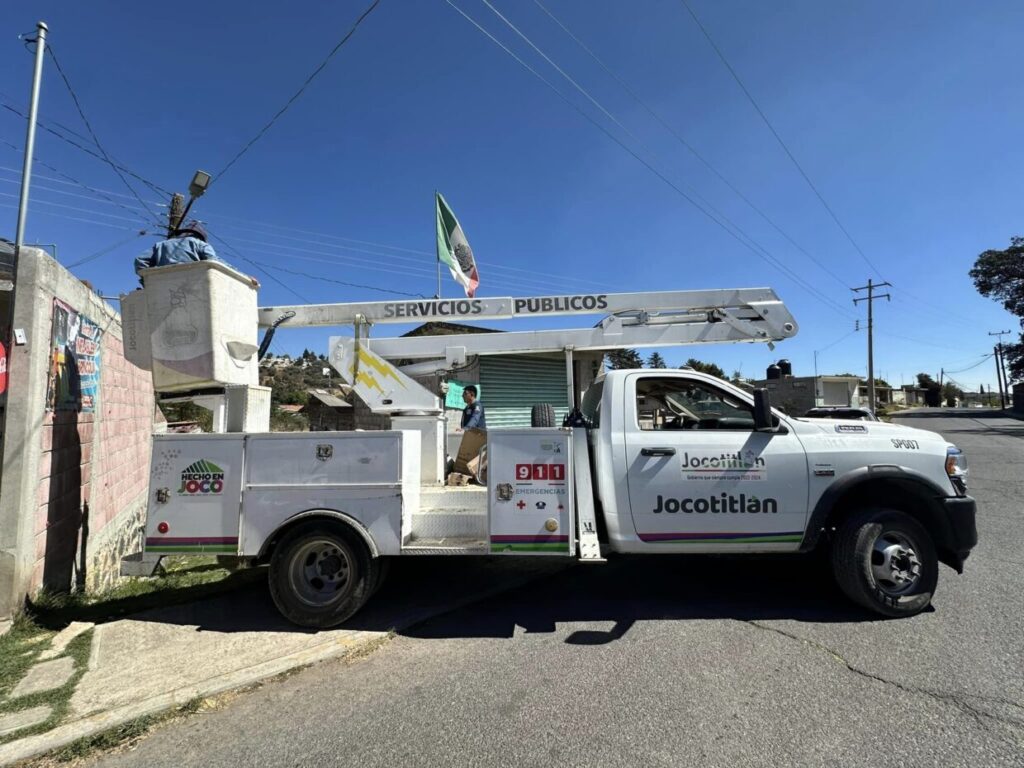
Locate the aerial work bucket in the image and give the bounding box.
[121,261,259,393]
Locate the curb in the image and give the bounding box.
[0,560,570,766]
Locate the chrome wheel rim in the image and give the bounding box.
[870,530,922,597]
[288,538,353,607]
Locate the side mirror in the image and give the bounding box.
[753,388,777,432]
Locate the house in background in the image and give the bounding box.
[752,360,861,415]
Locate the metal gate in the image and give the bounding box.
[479,355,568,427]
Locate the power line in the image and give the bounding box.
[0,143,153,224]
[0,100,171,197]
[0,201,153,232]
[943,353,993,375]
[678,0,884,279]
[209,233,312,304]
[0,190,152,225]
[254,262,426,298]
[66,230,149,268]
[448,0,854,320]
[0,172,154,221]
[213,0,383,183]
[532,0,852,292]
[44,45,164,226]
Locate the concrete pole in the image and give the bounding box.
[14,21,48,256]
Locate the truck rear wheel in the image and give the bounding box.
[831,508,938,618]
[268,522,375,628]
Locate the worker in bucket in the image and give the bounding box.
[134,221,258,287]
[134,220,220,277]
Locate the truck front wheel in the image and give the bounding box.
[269,522,375,628]
[831,508,938,618]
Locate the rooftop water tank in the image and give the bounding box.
[766,363,781,380]
[778,359,792,377]
[120,261,259,392]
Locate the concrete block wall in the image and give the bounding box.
[1,247,158,618]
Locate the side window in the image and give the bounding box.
[580,379,604,428]
[635,377,755,431]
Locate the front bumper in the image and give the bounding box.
[940,495,977,573]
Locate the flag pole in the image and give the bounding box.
[434,190,441,299]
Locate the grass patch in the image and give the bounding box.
[0,628,93,746]
[28,556,264,630]
[0,615,53,702]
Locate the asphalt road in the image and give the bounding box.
[89,411,1023,767]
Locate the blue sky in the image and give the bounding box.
[3,0,1021,392]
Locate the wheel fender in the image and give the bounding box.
[259,508,380,561]
[801,465,951,553]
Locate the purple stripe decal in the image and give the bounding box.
[490,535,569,543]
[146,537,238,544]
[638,531,803,541]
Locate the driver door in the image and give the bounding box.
[624,373,809,549]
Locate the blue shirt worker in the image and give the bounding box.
[460,385,486,430]
[134,221,220,277]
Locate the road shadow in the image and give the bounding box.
[892,409,1024,437]
[374,555,884,644]
[104,554,886,640]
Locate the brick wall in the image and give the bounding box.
[31,320,156,594]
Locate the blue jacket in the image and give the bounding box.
[134,236,220,275]
[461,401,486,430]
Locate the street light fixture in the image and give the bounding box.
[177,169,212,230]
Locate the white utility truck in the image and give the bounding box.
[120,262,976,626]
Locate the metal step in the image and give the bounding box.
[410,511,487,539]
[419,485,488,513]
[402,536,489,555]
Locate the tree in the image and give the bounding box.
[917,373,942,407]
[942,382,963,407]
[970,237,1024,381]
[683,358,726,379]
[647,352,666,369]
[606,349,644,370]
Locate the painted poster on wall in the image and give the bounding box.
[46,299,103,412]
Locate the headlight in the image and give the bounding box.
[945,446,968,494]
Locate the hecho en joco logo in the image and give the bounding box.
[179,459,225,495]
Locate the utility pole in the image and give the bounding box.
[852,279,891,414]
[14,21,48,258]
[989,330,1011,410]
[167,192,185,237]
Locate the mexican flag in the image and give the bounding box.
[435,192,480,298]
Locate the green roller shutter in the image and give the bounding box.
[479,355,568,427]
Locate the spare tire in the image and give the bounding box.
[531,403,556,427]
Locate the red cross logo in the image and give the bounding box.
[516,500,526,510]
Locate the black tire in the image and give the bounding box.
[531,403,556,427]
[831,508,938,618]
[268,522,376,628]
[370,556,391,596]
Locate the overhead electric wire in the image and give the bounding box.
[66,230,149,268]
[213,0,383,184]
[0,201,151,232]
[815,328,859,355]
[678,0,884,280]
[0,190,152,225]
[473,0,854,317]
[0,100,170,198]
[0,144,154,225]
[213,229,576,295]
[253,263,426,298]
[44,45,164,226]
[207,210,614,290]
[532,0,852,292]
[942,354,994,375]
[0,174,155,220]
[448,0,855,320]
[209,233,312,304]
